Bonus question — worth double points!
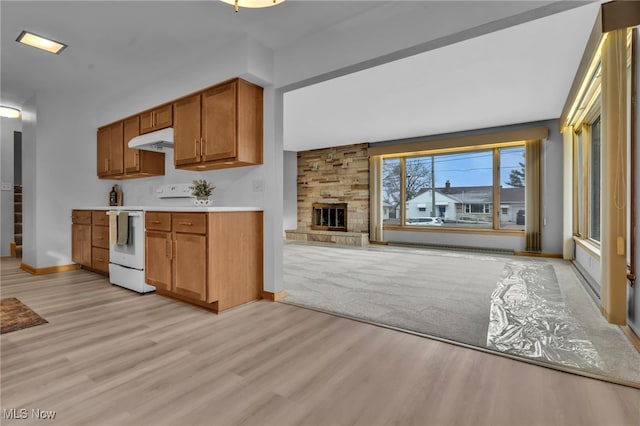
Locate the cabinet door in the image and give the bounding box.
[108,121,124,175]
[202,81,236,162]
[139,111,154,134]
[97,127,110,177]
[173,94,202,166]
[145,231,171,291]
[92,225,109,249]
[123,116,140,173]
[153,104,173,129]
[173,233,207,301]
[72,224,92,267]
[140,105,172,134]
[92,247,110,273]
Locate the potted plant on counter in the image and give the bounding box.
[190,179,215,206]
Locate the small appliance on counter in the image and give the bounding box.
[109,184,123,206]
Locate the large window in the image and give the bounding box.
[382,144,526,231]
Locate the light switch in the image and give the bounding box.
[0,183,12,191]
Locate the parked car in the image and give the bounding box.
[407,217,443,226]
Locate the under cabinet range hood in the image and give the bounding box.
[128,127,174,151]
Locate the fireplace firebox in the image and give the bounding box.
[312,203,347,231]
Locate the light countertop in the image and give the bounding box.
[76,206,262,212]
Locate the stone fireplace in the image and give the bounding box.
[285,143,369,246]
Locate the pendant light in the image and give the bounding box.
[220,0,285,13]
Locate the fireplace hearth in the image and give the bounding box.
[312,203,347,232]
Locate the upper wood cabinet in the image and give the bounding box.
[140,104,172,134]
[97,117,165,180]
[173,78,263,171]
[122,115,165,178]
[97,77,262,178]
[97,122,124,177]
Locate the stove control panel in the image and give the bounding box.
[156,183,192,199]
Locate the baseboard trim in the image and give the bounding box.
[620,326,640,353]
[262,290,287,302]
[20,263,80,275]
[514,251,563,258]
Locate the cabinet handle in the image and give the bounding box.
[178,222,193,226]
[151,220,161,224]
[201,137,205,156]
[104,158,108,171]
[166,239,172,260]
[152,111,156,126]
[195,138,199,156]
[96,257,104,262]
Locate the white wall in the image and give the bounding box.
[22,89,108,268]
[541,119,564,254]
[575,244,601,289]
[283,150,297,232]
[0,117,21,255]
[21,97,37,266]
[384,229,525,252]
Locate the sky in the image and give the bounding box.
[404,146,524,189]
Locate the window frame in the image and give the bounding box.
[572,80,602,246]
[381,141,527,235]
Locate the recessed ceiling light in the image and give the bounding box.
[0,106,21,119]
[16,30,67,54]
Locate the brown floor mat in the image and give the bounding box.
[1,297,48,334]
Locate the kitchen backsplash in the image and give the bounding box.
[112,149,265,207]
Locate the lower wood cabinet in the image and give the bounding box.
[71,209,110,275]
[72,223,92,267]
[145,210,263,313]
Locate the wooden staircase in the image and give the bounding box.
[13,185,22,258]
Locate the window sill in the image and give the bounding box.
[383,225,525,236]
[573,236,601,259]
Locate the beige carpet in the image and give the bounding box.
[283,241,640,386]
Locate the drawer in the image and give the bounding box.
[173,213,206,235]
[92,247,110,273]
[92,225,110,249]
[72,210,92,225]
[92,210,109,226]
[146,212,171,231]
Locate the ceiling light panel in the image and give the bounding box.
[16,31,67,54]
[0,106,21,119]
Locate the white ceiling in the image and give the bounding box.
[283,2,601,150]
[1,1,601,152]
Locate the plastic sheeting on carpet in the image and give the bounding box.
[487,260,602,370]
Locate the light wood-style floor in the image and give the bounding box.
[1,257,639,426]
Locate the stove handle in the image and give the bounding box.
[106,211,143,217]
